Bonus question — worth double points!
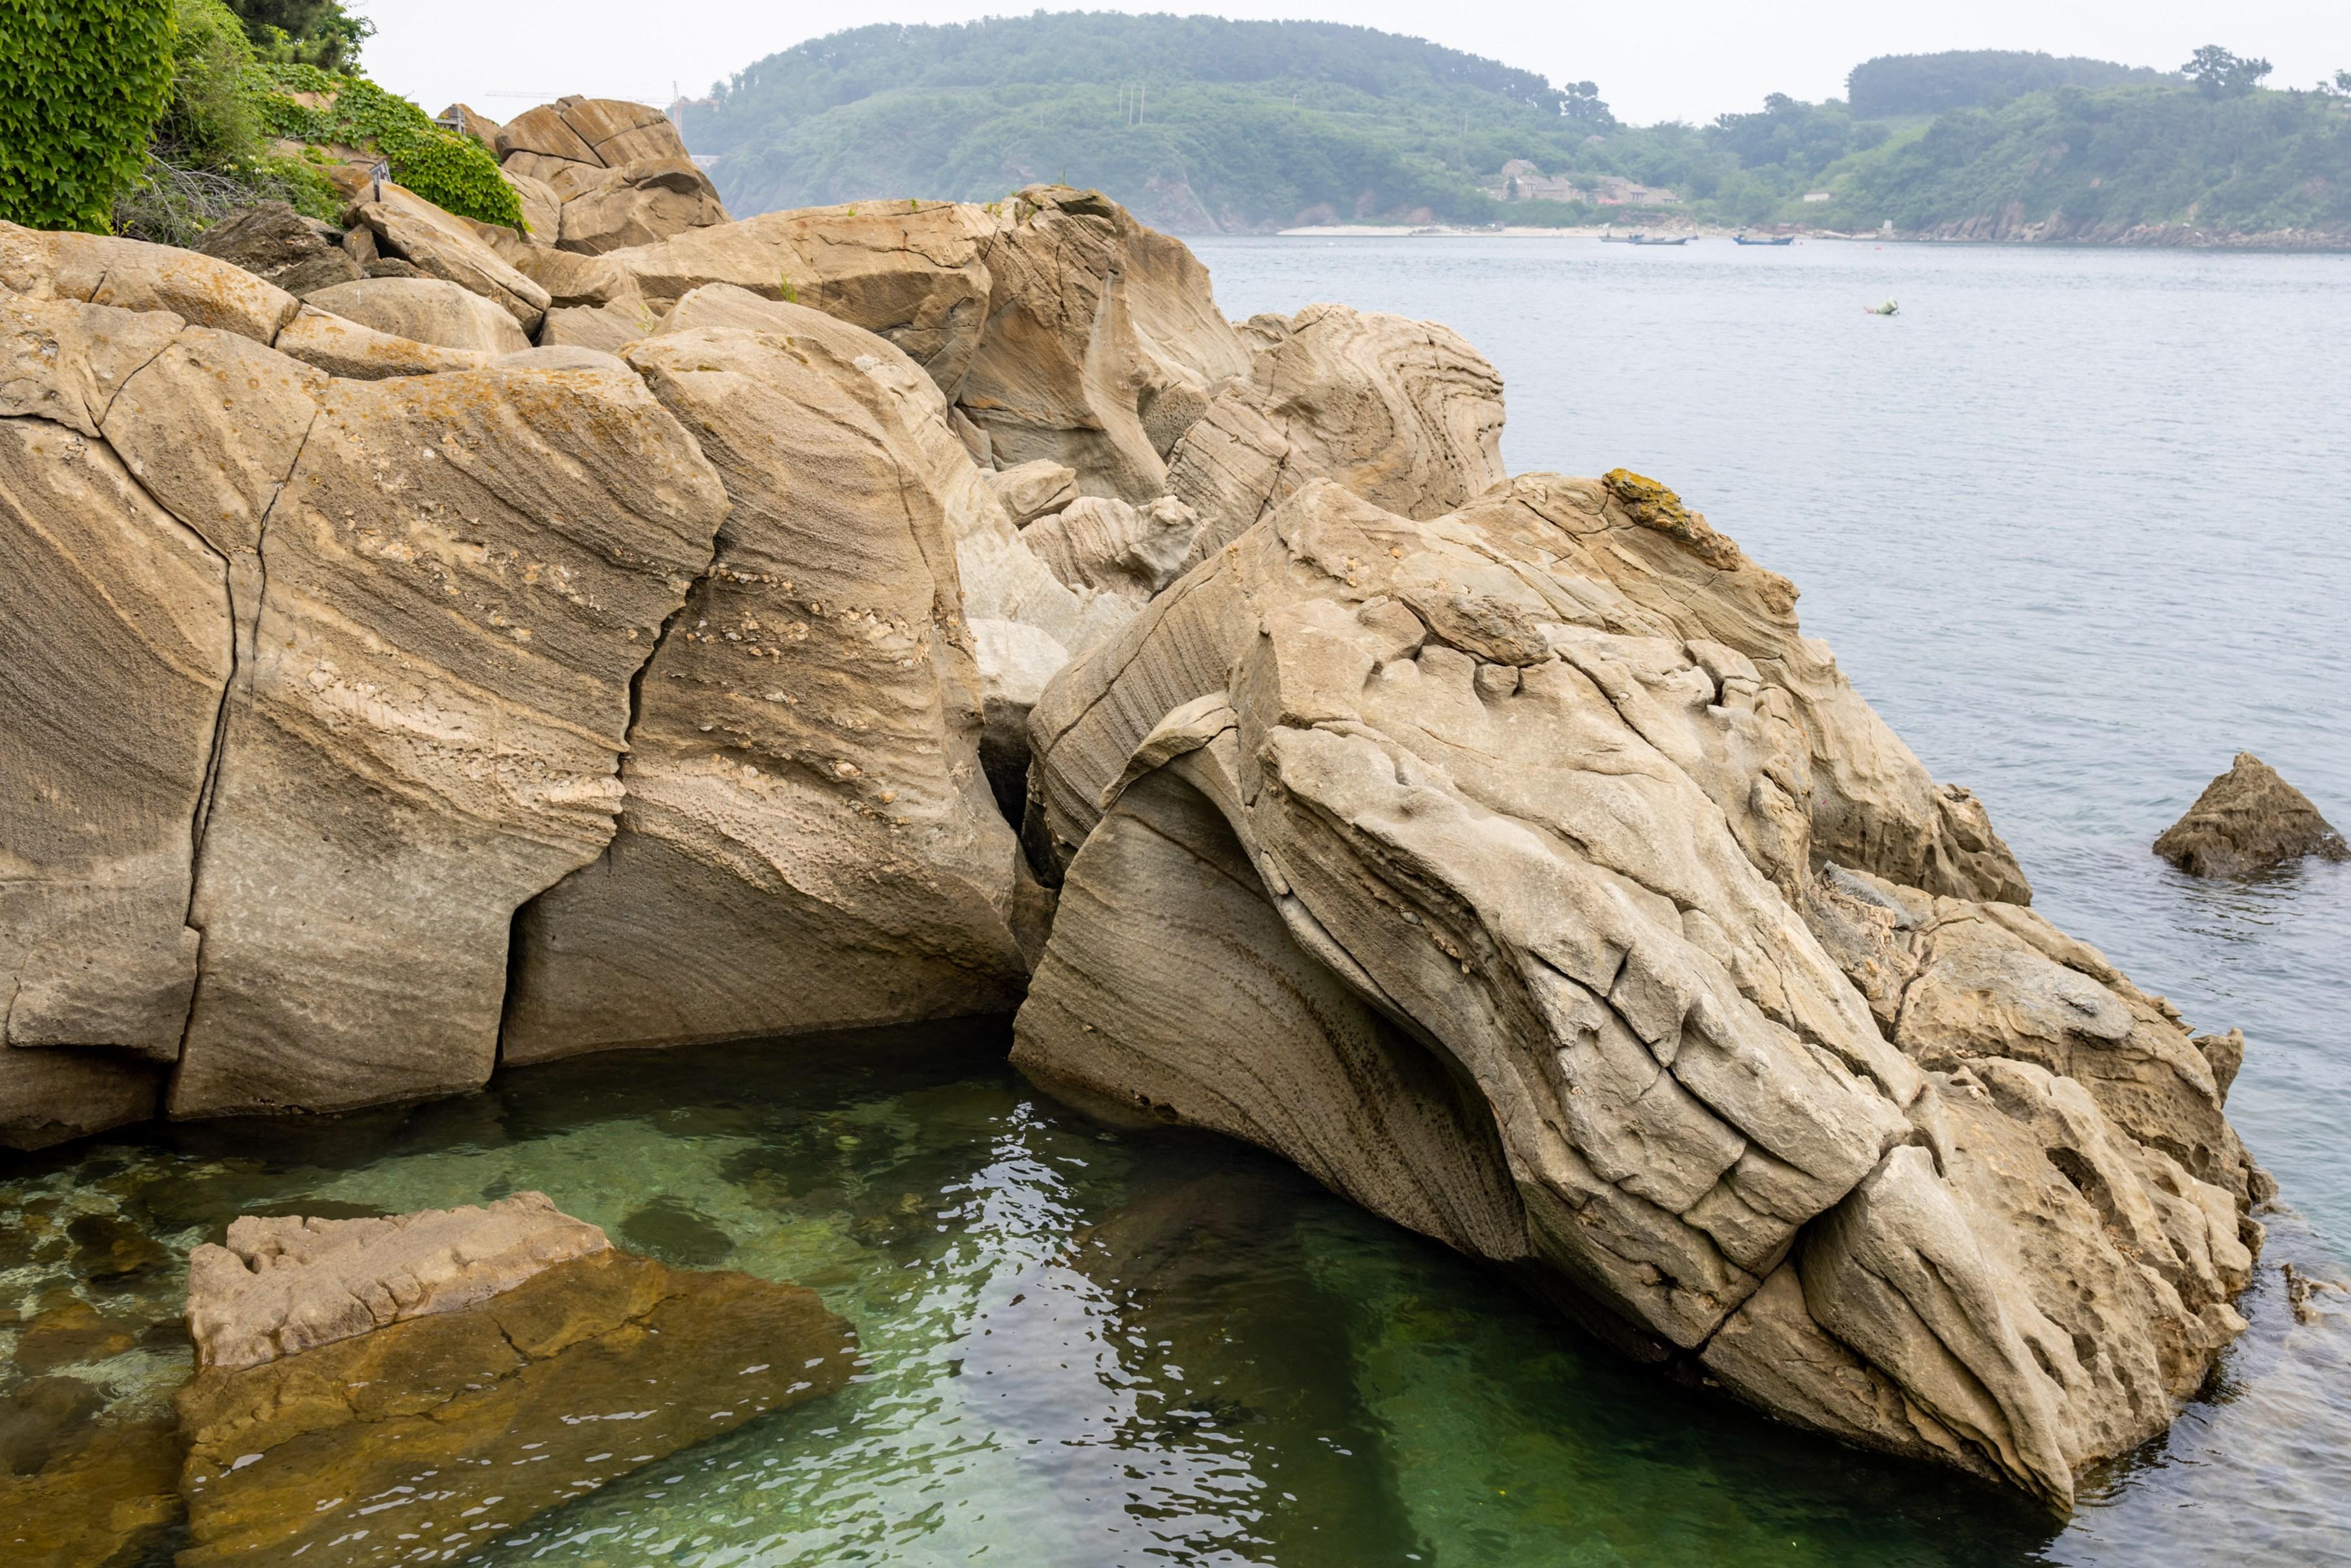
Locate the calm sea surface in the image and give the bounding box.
[5,238,2347,1565]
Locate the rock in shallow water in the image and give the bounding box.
[187,1191,611,1372]
[2154,750,2347,877]
[176,1245,857,1567]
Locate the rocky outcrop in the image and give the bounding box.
[1021,493,1204,605]
[600,199,998,394]
[186,1191,611,1371]
[300,275,533,353]
[193,200,362,296]
[958,184,1251,500]
[2154,752,2347,877]
[500,317,1031,1063]
[1168,302,1508,556]
[341,182,551,332]
[494,95,731,255]
[174,1197,855,1566]
[1015,474,2257,1506]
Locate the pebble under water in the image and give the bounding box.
[7,237,2351,1565]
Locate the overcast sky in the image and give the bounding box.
[359,1,2350,127]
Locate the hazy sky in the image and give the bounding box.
[359,1,2350,127]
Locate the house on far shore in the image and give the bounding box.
[1480,161,1682,208]
[1802,191,1834,203]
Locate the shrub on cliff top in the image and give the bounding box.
[256,65,524,229]
[0,0,180,231]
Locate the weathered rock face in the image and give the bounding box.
[172,362,729,1115]
[601,201,998,396]
[957,184,1251,501]
[1021,492,1204,605]
[300,275,533,353]
[186,1191,611,1371]
[193,200,362,296]
[1016,475,2258,1506]
[2154,751,2347,877]
[501,319,1030,1063]
[175,1200,855,1567]
[1168,302,1509,556]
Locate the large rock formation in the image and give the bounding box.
[0,172,2272,1508]
[1015,473,2259,1507]
[500,314,1032,1061]
[2154,751,2347,877]
[1168,302,1509,556]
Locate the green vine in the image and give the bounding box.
[0,0,180,232]
[252,63,522,228]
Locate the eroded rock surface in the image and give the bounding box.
[1016,475,2257,1506]
[1169,302,1508,556]
[186,1191,611,1371]
[496,95,730,256]
[177,1243,855,1567]
[501,319,1029,1062]
[2154,751,2347,877]
[958,184,1250,500]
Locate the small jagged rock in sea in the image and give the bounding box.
[0,152,2273,1510]
[2154,751,2347,877]
[174,1193,856,1567]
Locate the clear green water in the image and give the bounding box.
[4,1023,2346,1566]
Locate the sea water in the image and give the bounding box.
[4,237,2348,1565]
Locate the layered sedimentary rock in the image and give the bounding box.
[1168,302,1509,556]
[957,184,1251,500]
[500,319,1030,1062]
[2154,751,2347,877]
[172,361,728,1115]
[299,276,532,353]
[1016,474,2258,1505]
[602,200,999,394]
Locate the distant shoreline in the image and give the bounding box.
[1268,224,2351,251]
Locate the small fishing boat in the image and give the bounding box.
[1865,299,1899,316]
[1733,234,1795,246]
[1602,232,1691,246]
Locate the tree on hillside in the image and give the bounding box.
[2184,46,2272,99]
[228,0,370,71]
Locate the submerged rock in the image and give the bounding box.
[186,1191,611,1371]
[175,1209,856,1567]
[2154,751,2347,877]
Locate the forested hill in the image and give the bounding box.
[686,19,2351,245]
[683,14,1612,231]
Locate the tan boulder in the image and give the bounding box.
[501,164,564,241]
[302,275,533,353]
[0,1046,163,1151]
[501,323,1029,1064]
[1170,302,1507,556]
[438,101,503,147]
[1,218,301,343]
[557,157,729,254]
[958,184,1250,500]
[603,200,999,394]
[271,300,494,378]
[342,182,550,331]
[1021,492,1204,605]
[191,200,363,296]
[170,362,729,1116]
[187,1191,611,1370]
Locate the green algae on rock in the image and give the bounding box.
[175,1247,857,1567]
